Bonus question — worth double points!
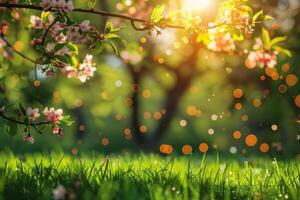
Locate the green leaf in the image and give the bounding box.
[54,44,65,52]
[105,22,113,33]
[59,115,74,126]
[19,103,26,116]
[92,41,105,54]
[106,41,119,55]
[105,22,121,33]
[35,45,45,53]
[262,28,271,50]
[70,56,78,67]
[55,55,71,64]
[0,120,8,135]
[232,28,244,41]
[105,33,121,40]
[7,119,18,137]
[151,5,165,23]
[252,10,263,24]
[270,36,287,47]
[41,11,50,23]
[88,0,97,9]
[273,46,292,57]
[66,43,78,55]
[105,33,127,47]
[241,5,253,14]
[263,15,274,21]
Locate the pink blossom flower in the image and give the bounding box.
[246,50,278,69]
[40,0,74,12]
[47,13,55,24]
[77,54,96,83]
[61,0,74,12]
[55,47,71,56]
[65,66,78,78]
[55,33,67,43]
[26,107,40,121]
[50,23,65,37]
[79,20,91,32]
[52,126,63,135]
[30,15,44,29]
[40,0,52,11]
[245,38,278,69]
[43,107,64,124]
[31,38,43,46]
[208,33,235,52]
[24,134,35,144]
[66,26,81,43]
[45,43,55,53]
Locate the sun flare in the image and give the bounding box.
[182,0,214,12]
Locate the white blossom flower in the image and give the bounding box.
[79,20,91,32]
[65,66,78,78]
[24,134,35,144]
[208,33,235,52]
[30,15,44,29]
[53,185,67,200]
[55,33,67,43]
[40,0,74,12]
[26,107,40,121]
[77,54,97,83]
[46,43,55,53]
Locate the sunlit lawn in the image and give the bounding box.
[0,152,299,200]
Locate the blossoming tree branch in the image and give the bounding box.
[0,0,291,144]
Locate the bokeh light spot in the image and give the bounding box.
[286,74,298,87]
[295,95,300,108]
[182,145,193,155]
[271,124,278,131]
[160,144,173,155]
[179,120,188,127]
[233,88,243,99]
[199,143,209,153]
[101,138,110,146]
[260,143,270,153]
[139,125,148,134]
[245,134,257,147]
[233,131,241,140]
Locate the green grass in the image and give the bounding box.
[0,152,299,200]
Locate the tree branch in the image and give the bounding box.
[0,3,226,31]
[0,113,50,126]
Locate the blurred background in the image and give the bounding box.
[0,0,299,158]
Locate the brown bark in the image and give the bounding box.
[127,43,201,148]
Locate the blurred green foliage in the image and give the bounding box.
[0,0,299,157]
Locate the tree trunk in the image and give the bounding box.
[147,75,193,147]
[127,44,201,149]
[128,68,148,147]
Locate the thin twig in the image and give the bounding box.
[0,26,37,64]
[0,113,50,126]
[42,21,57,46]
